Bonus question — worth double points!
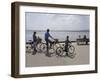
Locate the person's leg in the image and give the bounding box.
[46,40,49,54]
[66,47,68,55]
[46,40,53,57]
[65,45,68,55]
[32,42,37,55]
[48,39,53,48]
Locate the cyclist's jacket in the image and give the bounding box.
[33,34,37,43]
[45,32,51,41]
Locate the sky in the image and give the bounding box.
[25,12,90,31]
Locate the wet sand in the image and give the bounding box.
[26,43,89,67]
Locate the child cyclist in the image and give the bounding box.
[65,36,71,55]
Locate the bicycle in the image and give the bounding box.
[26,37,43,54]
[26,40,33,53]
[39,39,64,57]
[56,42,76,58]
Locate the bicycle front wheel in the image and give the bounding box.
[68,45,75,53]
[40,43,47,53]
[68,52,76,59]
[68,45,76,58]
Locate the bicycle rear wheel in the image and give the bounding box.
[47,48,55,57]
[26,44,33,53]
[36,43,42,53]
[56,47,66,57]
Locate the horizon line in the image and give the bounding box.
[26,30,89,32]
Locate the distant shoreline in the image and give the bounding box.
[26,30,89,32]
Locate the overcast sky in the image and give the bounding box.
[25,12,90,31]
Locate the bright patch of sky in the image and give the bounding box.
[25,12,89,31]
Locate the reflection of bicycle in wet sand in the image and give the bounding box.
[56,42,76,58]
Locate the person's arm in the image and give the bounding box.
[48,33,54,40]
[69,41,71,44]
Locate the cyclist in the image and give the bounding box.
[32,32,38,55]
[65,36,71,55]
[45,29,54,57]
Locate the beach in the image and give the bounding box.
[26,43,89,67]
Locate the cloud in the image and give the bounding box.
[25,12,89,31]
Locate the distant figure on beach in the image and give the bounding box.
[32,32,38,55]
[45,29,54,57]
[83,35,88,45]
[79,35,81,39]
[83,35,87,40]
[65,36,71,55]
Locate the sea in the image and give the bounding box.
[25,30,89,42]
